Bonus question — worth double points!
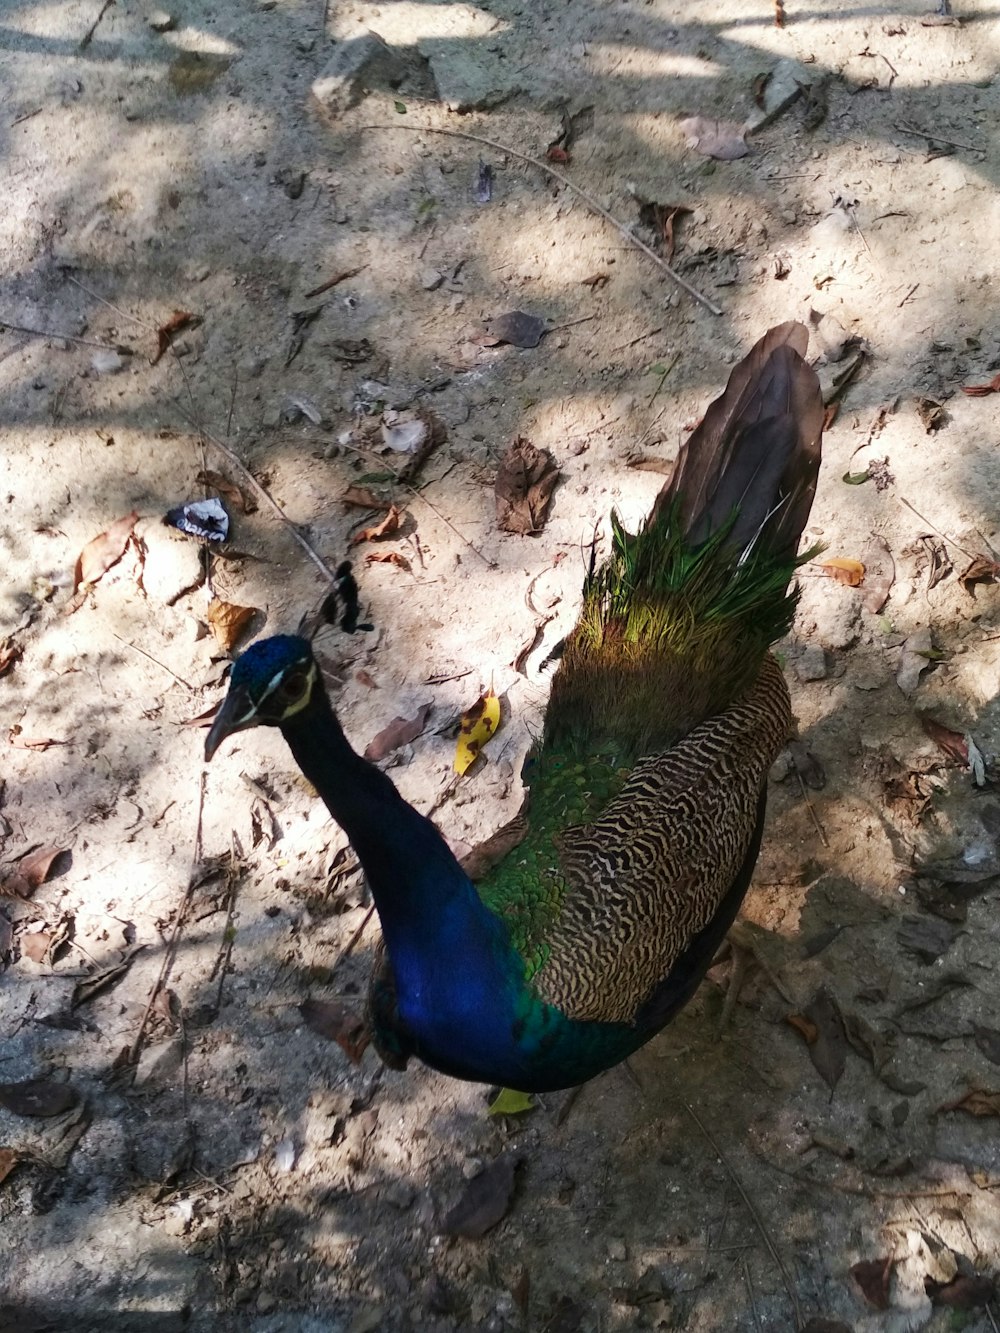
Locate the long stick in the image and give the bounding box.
[364,123,723,316]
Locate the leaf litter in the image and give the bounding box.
[495,437,559,536]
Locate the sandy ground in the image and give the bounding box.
[3,0,1000,1329]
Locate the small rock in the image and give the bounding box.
[769,750,793,783]
[744,58,819,133]
[418,37,519,112]
[312,31,432,121]
[421,268,444,291]
[256,1291,276,1315]
[147,9,177,33]
[134,1037,184,1088]
[607,1238,627,1261]
[796,644,828,681]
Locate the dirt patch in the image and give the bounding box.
[3,1,1000,1329]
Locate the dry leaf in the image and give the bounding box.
[207,599,257,652]
[897,626,935,694]
[861,536,894,613]
[940,1087,1000,1117]
[961,372,1000,397]
[915,396,946,433]
[679,115,748,159]
[636,200,691,263]
[819,557,865,587]
[352,504,403,544]
[795,988,847,1090]
[0,639,19,678]
[153,309,199,364]
[580,272,609,290]
[484,311,546,349]
[454,691,501,775]
[365,551,410,571]
[300,998,370,1063]
[182,702,220,729]
[495,437,559,536]
[0,1078,79,1118]
[1,845,69,900]
[439,1155,518,1238]
[364,703,432,762]
[356,670,378,689]
[925,1274,995,1309]
[8,728,66,752]
[959,554,1000,595]
[851,1257,894,1310]
[65,509,140,614]
[195,469,252,514]
[342,485,391,510]
[0,1147,20,1188]
[919,714,969,766]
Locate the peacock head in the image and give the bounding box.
[205,635,319,760]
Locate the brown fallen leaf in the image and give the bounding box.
[439,1154,518,1238]
[0,1147,20,1188]
[861,536,894,613]
[1,845,69,900]
[850,1257,894,1310]
[795,988,847,1090]
[8,728,67,752]
[342,485,391,510]
[940,1087,1000,1117]
[925,1273,995,1309]
[21,929,55,963]
[495,437,559,536]
[364,702,432,762]
[182,702,220,729]
[352,504,403,544]
[919,713,969,766]
[356,670,378,689]
[482,311,547,349]
[152,309,200,364]
[961,372,1000,397]
[916,533,952,590]
[195,469,253,514]
[580,272,609,290]
[819,557,865,587]
[206,598,257,652]
[64,509,140,614]
[915,396,946,433]
[300,998,370,1063]
[0,1078,79,1118]
[365,550,411,571]
[0,638,19,678]
[679,115,748,160]
[636,200,691,263]
[959,553,1000,595]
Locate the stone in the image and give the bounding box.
[417,38,519,112]
[744,58,820,134]
[311,31,433,122]
[148,9,177,33]
[796,644,828,681]
[134,1037,184,1088]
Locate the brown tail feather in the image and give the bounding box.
[652,321,823,560]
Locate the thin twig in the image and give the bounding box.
[611,326,663,354]
[0,318,129,353]
[80,0,115,48]
[895,122,984,153]
[63,271,159,333]
[898,496,978,561]
[303,264,367,300]
[364,123,723,315]
[111,632,196,691]
[172,404,338,584]
[11,107,42,127]
[754,1148,974,1200]
[794,766,829,848]
[685,1103,803,1332]
[986,1302,999,1333]
[127,773,206,1067]
[742,1257,763,1333]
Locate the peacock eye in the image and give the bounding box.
[278,669,308,700]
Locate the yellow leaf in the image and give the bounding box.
[453,690,501,775]
[207,598,257,651]
[819,557,865,587]
[488,1087,535,1116]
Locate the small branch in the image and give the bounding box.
[895,121,983,154]
[80,0,115,49]
[172,403,339,584]
[111,633,196,691]
[0,318,130,354]
[685,1103,803,1332]
[794,766,829,848]
[303,264,367,300]
[364,123,723,315]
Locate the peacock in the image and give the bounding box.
[205,322,823,1093]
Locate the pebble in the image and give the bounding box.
[606,1238,627,1261]
[796,644,828,681]
[148,10,177,33]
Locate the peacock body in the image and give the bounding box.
[206,322,823,1092]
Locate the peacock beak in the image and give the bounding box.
[204,686,258,762]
